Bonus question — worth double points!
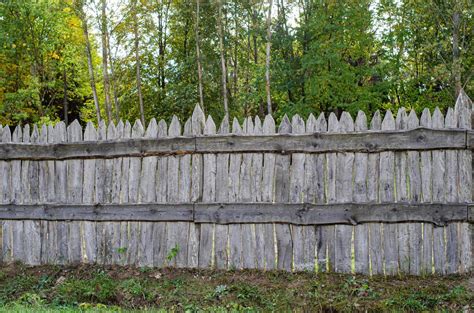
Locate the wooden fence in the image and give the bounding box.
[0,92,472,275]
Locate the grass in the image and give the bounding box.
[0,262,472,312]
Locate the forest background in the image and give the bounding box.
[0,0,472,127]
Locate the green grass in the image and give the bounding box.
[0,263,471,312]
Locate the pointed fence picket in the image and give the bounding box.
[0,94,473,275]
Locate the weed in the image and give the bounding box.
[207,284,229,300]
[235,285,261,302]
[166,244,180,264]
[116,247,127,254]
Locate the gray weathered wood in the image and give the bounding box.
[420,108,433,274]
[119,122,132,203]
[104,123,117,203]
[379,111,399,275]
[198,116,217,269]
[445,109,460,273]
[241,117,257,269]
[353,111,369,274]
[188,105,205,268]
[83,122,97,264]
[128,120,144,203]
[227,118,243,269]
[275,115,293,271]
[94,121,107,204]
[334,112,354,273]
[214,116,229,269]
[0,128,467,161]
[406,110,422,275]
[136,119,158,267]
[291,115,312,271]
[431,108,447,274]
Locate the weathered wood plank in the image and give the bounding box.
[0,126,12,205]
[104,123,117,203]
[335,112,354,273]
[188,105,205,268]
[445,109,460,274]
[324,113,339,272]
[260,115,276,270]
[431,108,447,274]
[291,115,311,272]
[82,122,97,264]
[406,110,422,275]
[198,116,217,269]
[275,116,293,271]
[367,112,382,275]
[215,116,230,269]
[128,120,144,203]
[119,121,132,203]
[379,111,398,276]
[241,118,257,269]
[0,202,466,224]
[420,109,434,274]
[353,111,369,274]
[0,128,468,161]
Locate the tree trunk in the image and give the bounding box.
[452,9,462,97]
[217,0,229,116]
[62,69,68,126]
[101,0,112,124]
[233,1,238,98]
[195,0,205,111]
[106,30,120,122]
[79,2,101,123]
[132,0,145,125]
[265,0,273,115]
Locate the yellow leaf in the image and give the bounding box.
[51,52,60,59]
[11,44,16,48]
[63,7,71,13]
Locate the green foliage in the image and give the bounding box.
[0,263,473,312]
[55,270,117,305]
[166,244,180,264]
[0,0,472,127]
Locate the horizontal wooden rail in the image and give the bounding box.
[0,202,470,226]
[0,128,469,160]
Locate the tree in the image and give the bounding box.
[77,0,102,124]
[265,0,273,115]
[131,0,145,125]
[195,0,205,111]
[217,0,229,117]
[100,0,112,123]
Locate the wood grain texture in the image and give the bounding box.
[0,128,467,161]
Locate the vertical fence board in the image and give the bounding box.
[228,118,243,269]
[83,122,97,264]
[420,109,434,274]
[335,112,354,273]
[406,111,422,275]
[291,115,310,271]
[275,116,293,271]
[324,113,339,272]
[66,122,83,264]
[120,121,132,203]
[353,111,369,274]
[241,118,257,269]
[261,115,276,270]
[445,108,459,274]
[431,108,447,274]
[379,111,398,276]
[456,93,472,273]
[188,105,205,268]
[214,117,229,269]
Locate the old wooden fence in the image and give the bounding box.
[0,92,473,276]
